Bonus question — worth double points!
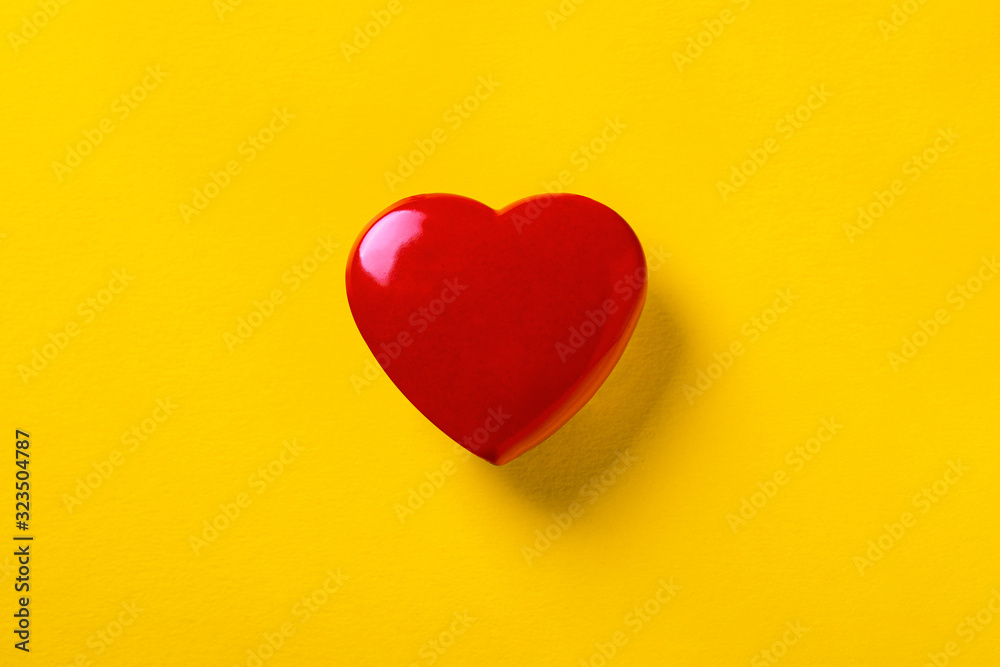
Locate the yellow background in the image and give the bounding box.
[2,0,999,664]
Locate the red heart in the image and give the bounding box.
[346,193,647,465]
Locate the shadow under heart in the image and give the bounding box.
[494,284,689,513]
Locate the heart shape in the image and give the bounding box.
[346,193,647,464]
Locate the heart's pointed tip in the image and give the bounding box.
[479,449,521,466]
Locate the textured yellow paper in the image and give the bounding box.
[1,0,998,664]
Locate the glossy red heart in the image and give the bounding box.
[346,193,646,465]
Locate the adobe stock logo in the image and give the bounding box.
[716,85,832,202]
[853,460,968,576]
[727,418,843,533]
[682,288,798,404]
[406,611,476,667]
[18,269,134,384]
[921,589,1000,667]
[554,298,624,363]
[8,0,72,53]
[751,621,808,667]
[577,578,681,666]
[383,77,501,192]
[341,0,407,63]
[887,255,997,371]
[553,260,660,364]
[351,277,467,394]
[180,108,294,223]
[672,0,753,72]
[460,406,511,455]
[393,407,509,523]
[52,67,168,183]
[374,278,467,369]
[844,127,958,243]
[522,449,638,565]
